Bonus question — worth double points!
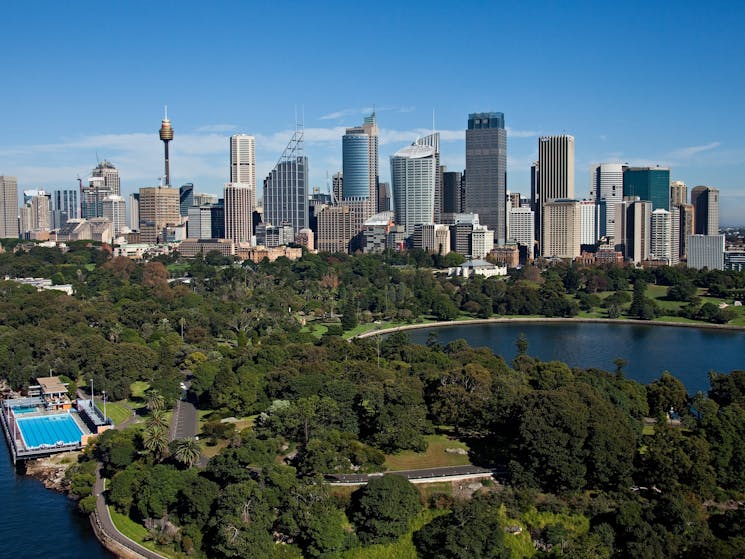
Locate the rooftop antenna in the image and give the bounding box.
[432,107,436,134]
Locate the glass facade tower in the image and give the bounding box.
[623,167,670,211]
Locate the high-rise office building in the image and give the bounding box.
[390,143,437,236]
[92,160,121,196]
[342,113,378,216]
[263,129,308,235]
[82,176,112,219]
[415,134,441,222]
[542,199,581,259]
[317,204,356,253]
[19,190,51,234]
[138,186,180,243]
[623,167,670,211]
[442,170,463,222]
[332,172,343,204]
[179,183,194,217]
[537,136,575,255]
[102,195,127,236]
[230,134,256,187]
[678,204,694,260]
[54,190,79,221]
[377,181,391,212]
[590,163,624,241]
[0,176,18,238]
[128,193,139,230]
[465,112,507,244]
[691,185,719,235]
[615,198,652,264]
[670,180,687,207]
[224,183,255,244]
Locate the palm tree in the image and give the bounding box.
[145,390,166,413]
[142,424,169,461]
[171,438,202,468]
[146,409,170,431]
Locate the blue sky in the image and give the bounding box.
[1,0,744,223]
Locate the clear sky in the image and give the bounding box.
[1,0,744,223]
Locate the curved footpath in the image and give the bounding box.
[355,316,745,339]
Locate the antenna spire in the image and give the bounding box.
[164,105,168,120]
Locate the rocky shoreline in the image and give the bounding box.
[23,451,80,493]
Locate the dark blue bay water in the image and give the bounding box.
[408,322,745,394]
[0,447,113,559]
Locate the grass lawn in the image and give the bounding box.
[384,434,471,471]
[340,508,447,559]
[95,401,132,425]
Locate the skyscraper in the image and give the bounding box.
[138,186,180,243]
[390,143,437,236]
[670,180,687,207]
[650,208,672,263]
[623,167,670,210]
[691,185,720,235]
[465,112,507,244]
[102,195,127,236]
[616,198,652,264]
[442,170,463,221]
[537,135,575,255]
[415,133,441,222]
[342,113,379,218]
[542,199,581,259]
[263,128,308,235]
[179,183,194,217]
[590,163,624,241]
[224,183,255,244]
[53,190,79,220]
[0,176,18,238]
[230,134,256,186]
[128,193,139,230]
[91,160,121,196]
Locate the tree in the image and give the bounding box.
[171,438,202,468]
[350,475,422,544]
[515,333,529,356]
[647,372,688,417]
[414,496,510,559]
[145,390,166,413]
[208,481,275,559]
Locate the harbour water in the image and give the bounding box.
[408,321,745,394]
[0,446,113,558]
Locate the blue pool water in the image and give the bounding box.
[16,414,83,448]
[11,406,39,415]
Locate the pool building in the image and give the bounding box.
[1,376,112,463]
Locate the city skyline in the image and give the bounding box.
[0,1,743,223]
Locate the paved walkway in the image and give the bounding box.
[169,391,198,441]
[325,464,504,485]
[92,466,167,559]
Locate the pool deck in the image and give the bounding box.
[0,402,87,464]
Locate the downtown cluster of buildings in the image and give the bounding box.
[0,110,741,270]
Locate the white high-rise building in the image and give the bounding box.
[230,135,256,187]
[102,195,127,236]
[509,207,535,260]
[187,205,212,239]
[390,143,436,236]
[471,225,494,259]
[0,176,19,238]
[590,163,624,242]
[579,200,597,246]
[670,206,680,265]
[688,235,725,270]
[224,183,255,245]
[128,193,139,230]
[650,208,672,263]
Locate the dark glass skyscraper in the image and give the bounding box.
[179,183,194,216]
[465,112,507,244]
[341,134,370,198]
[623,167,670,211]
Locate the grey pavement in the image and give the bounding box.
[93,466,167,559]
[170,390,198,441]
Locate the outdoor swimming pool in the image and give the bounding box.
[11,406,39,415]
[16,414,83,449]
